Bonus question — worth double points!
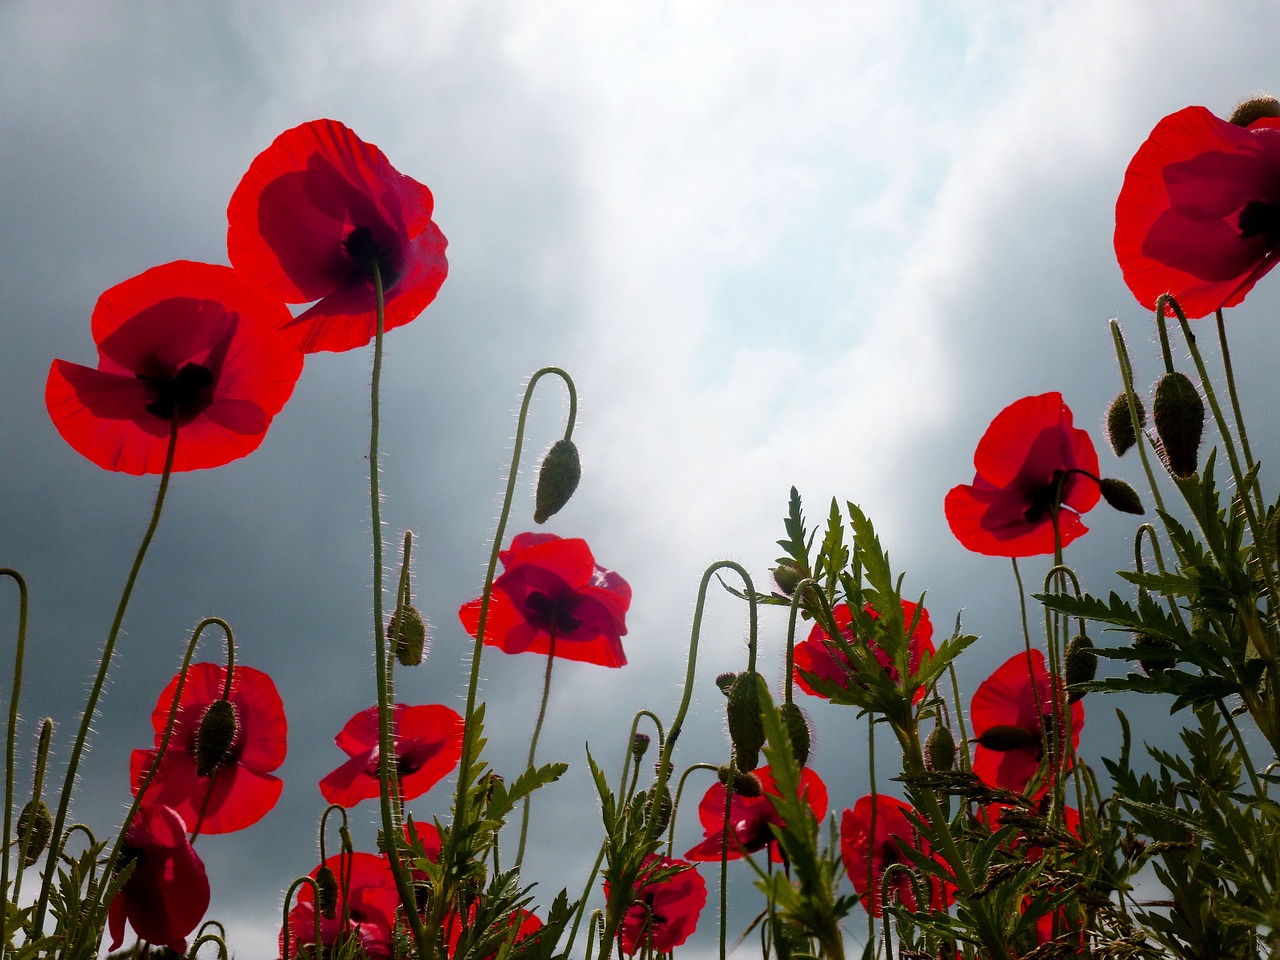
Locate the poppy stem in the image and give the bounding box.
[1109,320,1169,518]
[514,633,556,867]
[33,418,179,935]
[8,718,51,915]
[0,568,29,953]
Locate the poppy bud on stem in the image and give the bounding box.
[534,438,581,524]
[1099,478,1145,515]
[1104,391,1145,457]
[195,699,239,777]
[1229,95,1280,127]
[779,702,811,768]
[1152,372,1205,479]
[16,800,52,867]
[726,671,767,772]
[388,604,427,667]
[926,725,956,772]
[1065,634,1097,701]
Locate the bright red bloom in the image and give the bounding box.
[841,795,953,917]
[1115,105,1280,319]
[458,533,632,668]
[228,119,448,353]
[685,766,828,864]
[792,600,934,704]
[606,854,707,955]
[971,650,1084,795]
[46,261,303,474]
[945,392,1100,557]
[319,703,464,807]
[108,803,210,953]
[282,852,399,960]
[130,662,287,835]
[444,902,543,959]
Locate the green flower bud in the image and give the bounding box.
[315,864,339,919]
[16,800,52,867]
[725,671,766,772]
[1099,478,1145,515]
[388,603,428,667]
[1152,372,1204,479]
[975,724,1039,752]
[534,438,581,524]
[631,732,651,762]
[1065,634,1097,701]
[643,785,673,831]
[926,725,956,772]
[717,766,763,797]
[779,702,811,768]
[1104,391,1145,457]
[714,672,737,696]
[1134,633,1176,676]
[772,560,809,597]
[195,699,239,777]
[1229,96,1280,127]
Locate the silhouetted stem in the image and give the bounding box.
[515,632,556,867]
[0,568,29,952]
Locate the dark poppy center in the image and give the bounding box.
[343,225,401,289]
[139,362,214,423]
[525,590,583,635]
[1021,470,1065,525]
[1238,200,1280,244]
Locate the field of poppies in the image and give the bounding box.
[4,99,1280,959]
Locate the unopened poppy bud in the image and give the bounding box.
[1229,96,1280,127]
[388,603,428,667]
[1152,372,1204,479]
[926,725,956,772]
[779,702,811,767]
[726,671,766,772]
[772,560,809,597]
[1104,391,1145,457]
[715,672,737,696]
[314,864,339,919]
[1134,633,1176,675]
[1099,478,1145,515]
[631,732,651,761]
[643,786,673,831]
[975,724,1039,752]
[533,438,581,524]
[1065,634,1097,701]
[16,800,52,867]
[717,765,763,797]
[195,699,239,777]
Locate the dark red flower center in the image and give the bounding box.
[1020,469,1065,526]
[1237,200,1280,244]
[139,362,214,423]
[524,590,582,636]
[342,225,401,289]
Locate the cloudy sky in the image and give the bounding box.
[3,1,1280,956]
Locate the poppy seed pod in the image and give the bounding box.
[1229,95,1280,127]
[975,724,1040,752]
[388,603,427,667]
[1065,634,1097,701]
[16,800,52,866]
[779,702,811,767]
[925,725,956,772]
[194,699,239,777]
[1104,391,1145,457]
[314,863,339,919]
[716,765,764,798]
[533,438,581,524]
[1099,478,1145,515]
[1152,372,1204,479]
[726,671,766,773]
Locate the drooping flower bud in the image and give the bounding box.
[1152,372,1204,479]
[772,560,809,597]
[16,800,52,867]
[975,724,1040,752]
[1229,95,1280,127]
[926,725,956,772]
[1099,478,1145,515]
[533,438,581,524]
[716,765,764,797]
[1104,391,1145,457]
[725,671,766,773]
[715,672,737,696]
[631,732,651,762]
[195,698,239,777]
[643,785,673,831]
[1134,633,1176,676]
[1065,634,1097,701]
[314,863,339,919]
[779,702,811,767]
[388,603,428,667]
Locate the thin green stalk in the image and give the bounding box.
[1215,309,1260,495]
[0,568,29,953]
[866,712,877,951]
[514,633,556,867]
[1110,320,1169,518]
[11,718,52,910]
[33,419,179,932]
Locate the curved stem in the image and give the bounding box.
[0,568,29,952]
[515,632,556,867]
[11,718,52,908]
[1110,320,1169,519]
[34,419,178,931]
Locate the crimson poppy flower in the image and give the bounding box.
[685,765,828,864]
[605,854,707,955]
[971,650,1084,795]
[793,600,934,704]
[458,533,632,668]
[945,392,1101,558]
[319,703,464,807]
[228,119,448,354]
[108,803,210,953]
[46,261,303,474]
[283,851,399,960]
[130,662,287,835]
[841,794,953,917]
[1115,105,1280,319]
[444,902,543,959]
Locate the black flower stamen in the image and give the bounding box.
[1238,200,1280,244]
[140,362,214,423]
[525,590,583,634]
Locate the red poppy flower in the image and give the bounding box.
[685,765,828,864]
[444,902,543,959]
[108,803,210,953]
[130,662,287,835]
[841,795,953,917]
[319,703,464,807]
[971,650,1084,795]
[458,533,632,668]
[282,852,399,960]
[793,600,934,704]
[46,261,303,474]
[1115,105,1280,319]
[945,392,1100,558]
[605,854,707,955]
[228,119,448,354]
